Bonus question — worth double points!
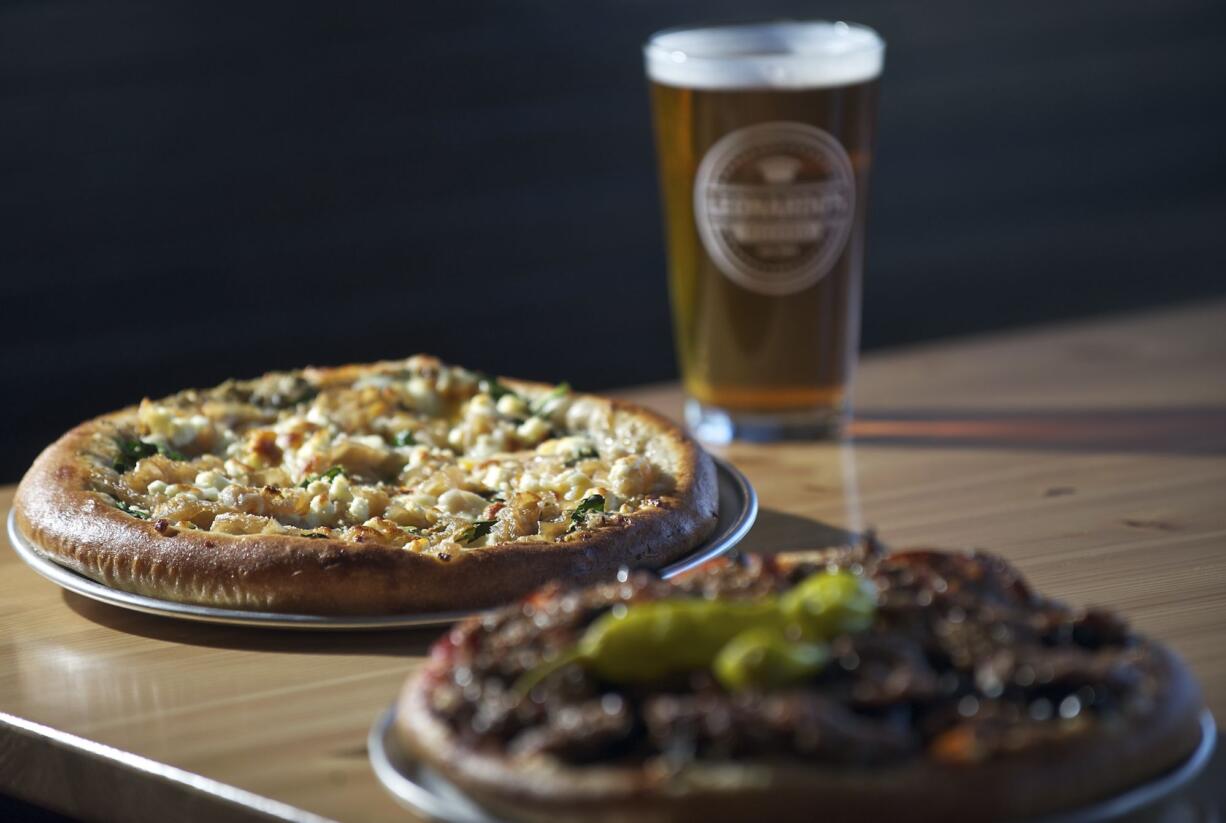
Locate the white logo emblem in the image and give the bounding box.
[694,122,856,296]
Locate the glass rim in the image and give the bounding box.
[643,19,885,90]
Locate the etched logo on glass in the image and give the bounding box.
[694,122,856,296]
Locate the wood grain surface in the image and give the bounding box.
[2,300,1225,822]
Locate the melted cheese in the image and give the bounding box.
[97,359,676,552]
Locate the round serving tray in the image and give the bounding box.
[369,706,1218,823]
[6,456,757,630]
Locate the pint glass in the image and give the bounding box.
[645,21,884,442]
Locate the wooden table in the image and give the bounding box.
[3,300,1225,822]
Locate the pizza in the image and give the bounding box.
[396,540,1206,823]
[14,356,718,614]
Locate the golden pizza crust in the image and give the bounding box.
[14,362,718,615]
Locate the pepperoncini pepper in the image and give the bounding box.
[578,598,778,683]
[515,569,876,694]
[713,627,831,691]
[780,567,878,640]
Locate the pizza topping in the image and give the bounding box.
[92,358,679,551]
[298,465,345,488]
[516,570,876,694]
[111,438,189,472]
[457,519,498,545]
[566,493,605,534]
[423,545,1169,768]
[114,499,150,520]
[138,401,216,453]
[437,488,491,518]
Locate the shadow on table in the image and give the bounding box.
[739,508,859,555]
[0,794,76,823]
[851,406,1226,456]
[60,511,864,649]
[61,590,444,656]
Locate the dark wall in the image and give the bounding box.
[3,0,1225,481]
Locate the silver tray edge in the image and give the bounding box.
[5,456,757,630]
[368,706,1218,823]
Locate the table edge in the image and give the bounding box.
[0,712,336,823]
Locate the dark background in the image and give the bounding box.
[3,0,1225,483]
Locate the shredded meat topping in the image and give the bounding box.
[425,541,1167,767]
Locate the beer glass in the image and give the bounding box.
[645,21,884,442]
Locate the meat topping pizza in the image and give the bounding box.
[397,540,1205,821]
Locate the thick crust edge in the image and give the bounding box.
[13,369,718,616]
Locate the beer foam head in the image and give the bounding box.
[645,21,884,90]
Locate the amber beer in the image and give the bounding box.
[645,22,884,441]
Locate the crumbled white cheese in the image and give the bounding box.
[610,455,653,497]
[438,489,489,518]
[348,434,387,451]
[538,435,596,460]
[466,394,496,419]
[308,493,335,524]
[113,357,671,550]
[194,470,230,501]
[496,393,527,417]
[353,373,395,389]
[481,462,514,490]
[139,402,212,448]
[164,483,201,501]
[406,376,440,413]
[305,406,331,427]
[517,416,551,444]
[348,495,371,522]
[553,469,592,501]
[564,397,610,435]
[328,473,352,504]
